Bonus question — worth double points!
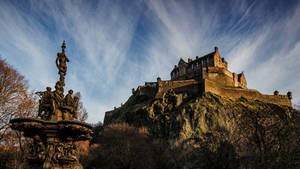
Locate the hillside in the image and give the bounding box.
[103,91,300,168]
[105,90,297,139]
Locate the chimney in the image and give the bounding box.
[214,46,218,53]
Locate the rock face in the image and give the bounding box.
[104,91,299,146]
[104,89,300,168]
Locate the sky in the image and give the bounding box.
[0,0,300,123]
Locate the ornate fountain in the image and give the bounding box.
[10,41,93,169]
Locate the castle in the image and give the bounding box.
[134,47,292,107]
[171,47,247,88]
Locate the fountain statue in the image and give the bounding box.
[10,41,93,169]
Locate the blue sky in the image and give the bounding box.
[1,0,300,123]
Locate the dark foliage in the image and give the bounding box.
[83,123,172,169]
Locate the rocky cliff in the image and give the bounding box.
[105,91,298,140]
[104,91,300,168]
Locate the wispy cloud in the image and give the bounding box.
[0,1,57,88]
[0,0,299,123]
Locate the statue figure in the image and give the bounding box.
[29,135,46,161]
[72,96,79,119]
[64,143,77,162]
[53,143,64,163]
[54,81,64,108]
[65,137,78,162]
[65,90,74,106]
[62,90,74,120]
[56,41,69,77]
[36,87,53,119]
[35,135,46,161]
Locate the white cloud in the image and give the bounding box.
[244,4,300,104]
[226,30,269,72]
[0,0,299,123]
[0,2,57,88]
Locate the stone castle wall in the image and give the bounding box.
[213,48,228,69]
[171,66,246,89]
[155,79,199,98]
[136,85,157,98]
[203,79,291,106]
[134,78,291,107]
[202,67,246,89]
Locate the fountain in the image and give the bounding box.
[10,41,93,169]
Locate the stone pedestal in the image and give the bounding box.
[10,118,93,169]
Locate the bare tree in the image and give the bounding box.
[73,92,88,122]
[0,58,38,167]
[0,58,38,114]
[0,58,30,140]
